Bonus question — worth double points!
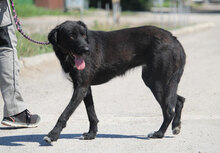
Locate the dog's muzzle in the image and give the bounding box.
[79,46,89,53]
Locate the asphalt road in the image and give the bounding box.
[0,13,220,153]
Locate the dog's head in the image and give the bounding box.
[48,20,89,54]
[48,21,89,70]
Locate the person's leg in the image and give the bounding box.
[0,0,26,117]
[0,0,40,127]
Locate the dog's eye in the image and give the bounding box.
[70,33,77,39]
[82,34,86,39]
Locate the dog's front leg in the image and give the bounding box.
[82,86,99,140]
[44,87,88,144]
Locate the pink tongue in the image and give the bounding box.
[74,55,85,70]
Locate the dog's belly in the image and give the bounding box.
[91,76,113,85]
[91,63,142,85]
[91,72,118,85]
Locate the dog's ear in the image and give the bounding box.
[48,26,59,45]
[77,21,89,43]
[77,21,87,29]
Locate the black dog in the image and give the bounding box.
[44,20,186,143]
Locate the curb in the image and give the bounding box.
[19,22,215,70]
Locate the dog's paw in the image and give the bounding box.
[80,132,96,140]
[172,126,181,135]
[43,131,60,144]
[43,136,52,144]
[147,131,164,139]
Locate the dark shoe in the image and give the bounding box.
[1,109,40,128]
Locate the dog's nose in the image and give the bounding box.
[80,46,89,52]
[84,46,89,51]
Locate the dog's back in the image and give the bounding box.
[88,26,185,85]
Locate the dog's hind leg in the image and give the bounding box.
[44,86,89,144]
[142,66,178,138]
[82,86,99,140]
[172,95,185,135]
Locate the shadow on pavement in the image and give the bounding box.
[0,133,174,146]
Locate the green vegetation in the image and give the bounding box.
[153,0,171,8]
[92,20,130,31]
[121,11,137,16]
[13,3,72,17]
[16,32,52,58]
[163,0,171,7]
[13,2,100,18]
[15,0,34,5]
[190,2,203,9]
